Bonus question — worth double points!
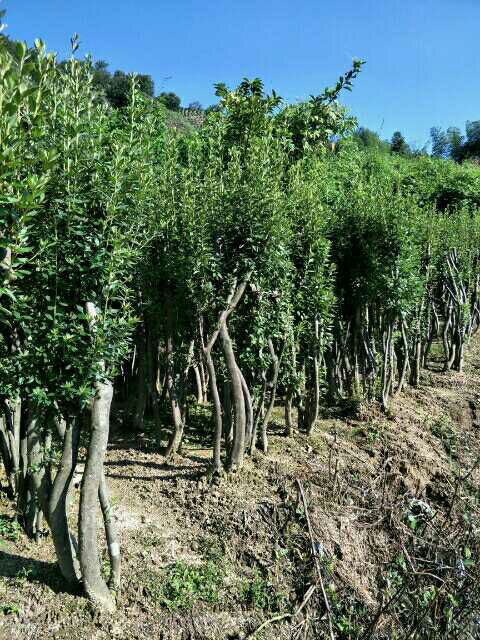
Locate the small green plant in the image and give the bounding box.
[145,560,224,610]
[352,420,383,444]
[0,516,21,543]
[14,567,32,588]
[240,570,286,612]
[0,602,22,616]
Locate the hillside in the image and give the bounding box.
[1,336,479,639]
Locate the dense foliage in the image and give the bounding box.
[1,30,480,621]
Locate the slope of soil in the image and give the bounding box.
[1,341,480,639]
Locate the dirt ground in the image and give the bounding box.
[1,340,480,639]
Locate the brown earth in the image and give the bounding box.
[1,340,480,639]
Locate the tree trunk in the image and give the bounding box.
[165,335,185,460]
[193,365,204,404]
[221,324,246,470]
[131,323,147,431]
[381,324,394,410]
[395,317,410,395]
[26,410,50,539]
[223,380,233,451]
[203,349,223,474]
[260,338,282,451]
[198,356,208,402]
[99,470,120,590]
[0,411,14,497]
[48,416,82,586]
[238,367,253,453]
[251,372,266,454]
[198,278,250,471]
[79,377,116,612]
[306,353,320,436]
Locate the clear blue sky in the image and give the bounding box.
[3,1,479,149]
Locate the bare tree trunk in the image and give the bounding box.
[306,354,320,436]
[79,302,116,611]
[260,338,283,451]
[284,335,296,436]
[381,323,393,410]
[204,349,223,474]
[0,410,15,497]
[395,317,410,394]
[223,380,233,451]
[17,420,32,533]
[131,323,147,430]
[443,305,453,371]
[79,376,115,611]
[251,372,266,454]
[150,340,164,446]
[48,416,82,586]
[198,355,208,402]
[6,399,21,492]
[99,470,120,590]
[193,365,204,404]
[165,358,185,461]
[221,324,246,470]
[164,338,193,460]
[198,277,250,473]
[25,409,52,540]
[238,367,253,453]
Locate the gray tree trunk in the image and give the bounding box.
[221,324,246,470]
[203,349,223,474]
[48,416,82,585]
[99,470,120,590]
[79,376,116,612]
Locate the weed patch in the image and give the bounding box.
[0,515,21,543]
[144,560,224,610]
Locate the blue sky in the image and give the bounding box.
[3,1,479,149]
